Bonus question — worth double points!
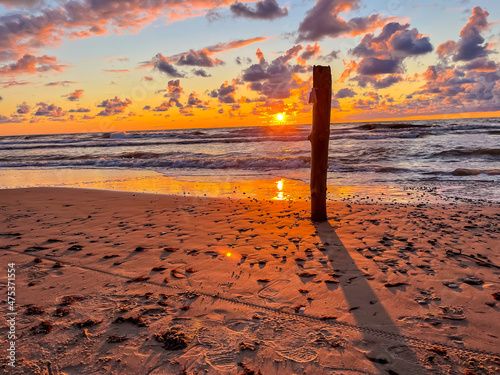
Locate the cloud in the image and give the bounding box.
[186,92,208,109]
[68,108,90,113]
[241,46,308,99]
[142,76,153,81]
[65,89,84,101]
[0,54,67,75]
[296,0,395,42]
[208,80,238,103]
[96,96,132,116]
[1,80,30,88]
[335,88,356,98]
[463,57,498,72]
[230,0,288,20]
[152,97,183,111]
[297,42,322,65]
[152,54,184,77]
[34,102,65,117]
[342,22,433,88]
[165,79,183,99]
[0,114,23,123]
[0,0,43,8]
[45,81,76,86]
[192,68,211,77]
[437,7,491,61]
[176,49,224,67]
[17,102,30,114]
[0,0,245,62]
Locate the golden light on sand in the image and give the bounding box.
[277,179,283,191]
[276,113,284,122]
[226,252,231,257]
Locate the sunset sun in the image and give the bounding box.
[276,113,284,122]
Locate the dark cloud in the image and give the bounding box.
[143,105,151,110]
[186,92,208,109]
[209,81,237,103]
[142,76,153,81]
[192,69,211,77]
[16,102,30,114]
[34,102,65,117]
[68,108,90,113]
[241,47,308,99]
[463,58,498,72]
[437,7,491,62]
[164,80,183,99]
[230,0,288,20]
[152,54,184,78]
[296,0,393,42]
[357,57,400,75]
[335,88,356,98]
[343,22,433,88]
[355,75,403,89]
[96,96,132,116]
[152,98,183,112]
[176,49,224,67]
[65,89,84,101]
[45,81,76,86]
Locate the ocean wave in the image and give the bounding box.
[452,168,500,176]
[435,148,500,157]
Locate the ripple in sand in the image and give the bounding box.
[276,347,318,362]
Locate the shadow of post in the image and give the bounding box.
[314,220,426,374]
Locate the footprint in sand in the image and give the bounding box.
[204,349,238,371]
[257,279,290,300]
[276,346,318,363]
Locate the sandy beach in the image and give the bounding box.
[0,187,499,374]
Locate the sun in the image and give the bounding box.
[276,113,284,122]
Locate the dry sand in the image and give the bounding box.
[0,187,499,375]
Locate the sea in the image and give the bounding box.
[0,118,499,203]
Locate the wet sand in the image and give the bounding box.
[1,187,499,374]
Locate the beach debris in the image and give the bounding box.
[238,362,262,374]
[73,319,102,328]
[297,271,317,278]
[428,346,447,355]
[59,295,84,306]
[33,257,42,263]
[113,315,149,327]
[52,262,64,268]
[25,305,44,315]
[107,335,128,343]
[239,342,256,351]
[257,278,270,283]
[443,282,459,288]
[54,308,70,317]
[25,246,48,252]
[67,244,83,251]
[185,267,196,273]
[103,254,120,259]
[151,265,167,271]
[155,327,189,350]
[384,282,409,288]
[31,321,53,335]
[294,304,306,313]
[171,269,185,279]
[492,292,500,301]
[126,275,150,283]
[298,289,309,294]
[320,316,337,321]
[163,247,177,252]
[134,246,146,252]
[463,276,484,285]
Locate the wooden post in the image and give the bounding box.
[309,65,331,222]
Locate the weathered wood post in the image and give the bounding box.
[309,65,331,222]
